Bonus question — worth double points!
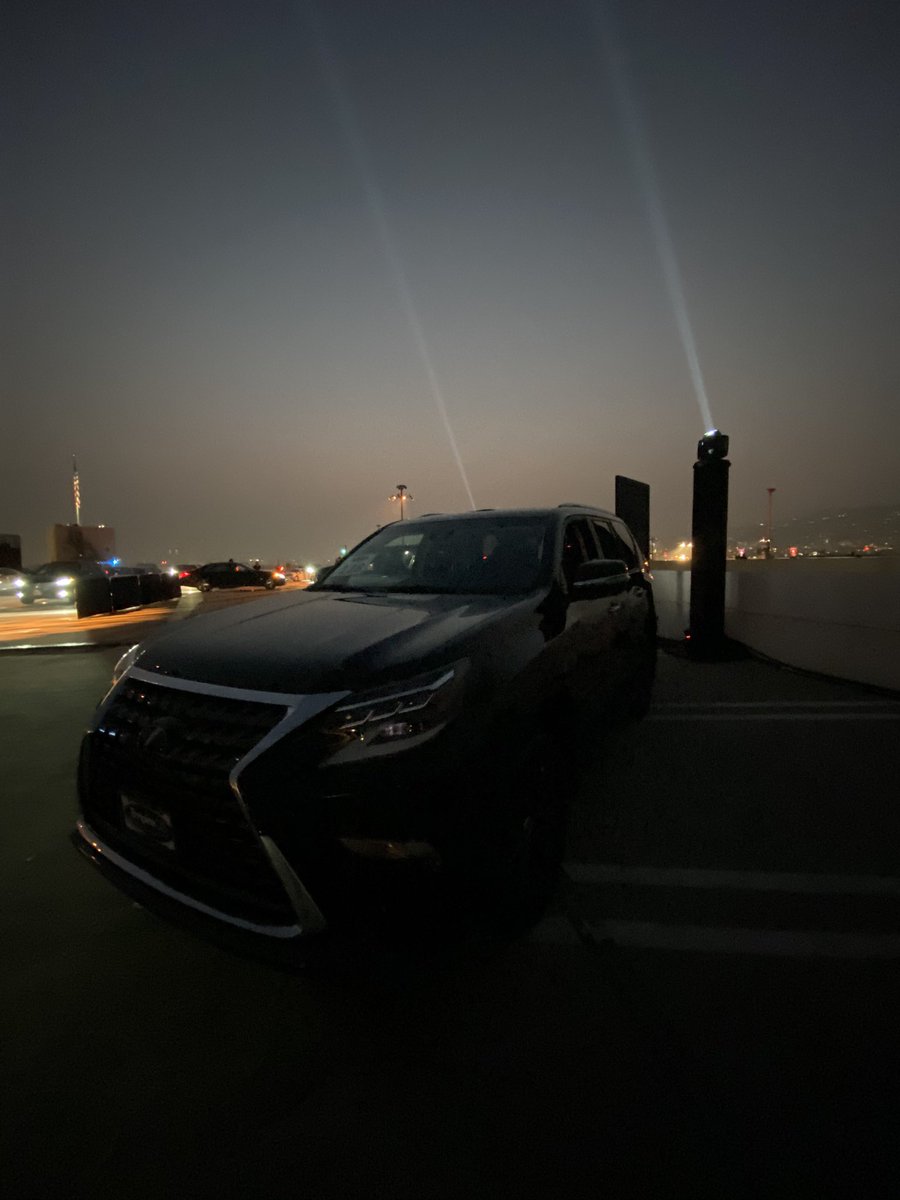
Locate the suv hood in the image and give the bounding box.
[134,589,535,695]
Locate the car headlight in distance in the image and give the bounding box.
[323,661,469,756]
[112,643,141,685]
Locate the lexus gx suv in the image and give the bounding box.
[75,506,655,947]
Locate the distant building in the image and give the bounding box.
[49,524,116,562]
[0,533,22,569]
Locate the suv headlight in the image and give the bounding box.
[322,661,468,760]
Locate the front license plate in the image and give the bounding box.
[121,794,175,851]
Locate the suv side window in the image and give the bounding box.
[611,520,641,569]
[561,519,598,589]
[593,519,639,569]
[590,520,620,561]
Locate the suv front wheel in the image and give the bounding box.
[447,715,572,929]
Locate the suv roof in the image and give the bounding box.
[402,505,620,524]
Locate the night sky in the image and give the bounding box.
[3,0,898,564]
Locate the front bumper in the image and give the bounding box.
[74,667,481,944]
[74,818,308,939]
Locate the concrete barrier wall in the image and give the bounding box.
[652,558,900,691]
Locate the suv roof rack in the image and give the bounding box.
[558,502,595,509]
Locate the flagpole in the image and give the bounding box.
[73,456,81,525]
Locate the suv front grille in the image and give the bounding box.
[80,677,294,921]
[99,678,288,774]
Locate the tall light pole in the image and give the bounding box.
[72,456,81,526]
[766,487,776,556]
[390,483,412,520]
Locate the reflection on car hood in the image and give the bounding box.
[135,588,533,694]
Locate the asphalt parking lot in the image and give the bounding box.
[2,612,899,1199]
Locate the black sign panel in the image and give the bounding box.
[615,476,650,560]
[76,576,113,618]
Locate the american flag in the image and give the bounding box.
[72,456,81,522]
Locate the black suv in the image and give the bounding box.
[183,562,285,591]
[75,507,655,945]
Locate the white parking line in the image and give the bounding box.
[584,920,900,959]
[648,700,900,722]
[655,701,894,708]
[646,712,900,721]
[564,863,900,896]
[537,863,900,958]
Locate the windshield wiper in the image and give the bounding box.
[375,584,460,594]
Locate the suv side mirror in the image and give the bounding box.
[315,564,335,583]
[573,559,628,588]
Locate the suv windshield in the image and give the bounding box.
[32,562,97,579]
[317,515,553,596]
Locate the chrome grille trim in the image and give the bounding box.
[88,667,351,932]
[76,820,303,939]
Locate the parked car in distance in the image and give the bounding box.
[75,506,655,950]
[181,562,285,592]
[172,564,199,585]
[18,560,109,605]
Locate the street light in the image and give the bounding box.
[390,483,413,520]
[766,487,776,557]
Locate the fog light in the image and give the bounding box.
[340,837,439,862]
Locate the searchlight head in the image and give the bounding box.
[697,429,729,460]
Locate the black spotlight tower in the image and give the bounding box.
[689,429,730,659]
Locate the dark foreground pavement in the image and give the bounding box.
[1,646,898,1199]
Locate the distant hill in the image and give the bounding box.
[730,503,899,552]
